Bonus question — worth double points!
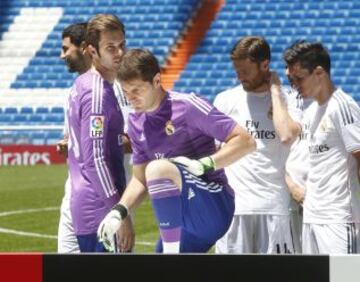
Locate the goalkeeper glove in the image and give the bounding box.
[97,203,128,252]
[169,156,216,176]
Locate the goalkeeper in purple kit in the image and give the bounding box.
[98,49,256,253]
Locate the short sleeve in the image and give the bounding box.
[185,94,237,142]
[334,97,360,152]
[282,86,303,124]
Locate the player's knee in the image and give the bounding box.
[145,159,179,182]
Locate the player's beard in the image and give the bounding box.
[66,60,78,73]
[65,50,84,73]
[242,72,268,92]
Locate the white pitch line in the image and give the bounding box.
[0,227,57,239]
[0,206,154,246]
[0,207,59,217]
[0,227,154,246]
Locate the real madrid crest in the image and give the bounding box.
[165,120,175,135]
[319,118,328,133]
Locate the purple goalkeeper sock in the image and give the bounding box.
[147,178,182,253]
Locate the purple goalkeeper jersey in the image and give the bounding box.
[67,70,125,235]
[128,91,237,186]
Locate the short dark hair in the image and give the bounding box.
[85,14,125,53]
[230,36,271,63]
[118,49,160,83]
[62,22,87,47]
[283,40,331,74]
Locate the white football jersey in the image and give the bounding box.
[113,80,133,133]
[214,84,302,215]
[303,88,360,224]
[286,98,314,189]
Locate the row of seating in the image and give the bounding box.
[0,130,63,145]
[173,0,360,101]
[0,113,64,124]
[0,106,64,114]
[0,0,199,90]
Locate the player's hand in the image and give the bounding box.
[56,138,68,157]
[290,185,306,206]
[116,216,135,252]
[97,204,128,252]
[169,156,215,176]
[268,71,282,93]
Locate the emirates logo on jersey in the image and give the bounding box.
[165,120,175,135]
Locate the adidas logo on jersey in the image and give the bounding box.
[188,188,195,200]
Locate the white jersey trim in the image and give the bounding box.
[93,139,117,198]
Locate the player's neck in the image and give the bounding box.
[146,88,167,113]
[78,56,92,75]
[248,82,269,93]
[91,65,116,84]
[315,80,335,105]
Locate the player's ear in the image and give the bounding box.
[153,72,161,87]
[80,41,87,52]
[261,59,270,72]
[87,44,98,57]
[314,66,324,75]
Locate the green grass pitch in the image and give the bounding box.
[0,164,158,253]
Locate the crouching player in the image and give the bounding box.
[97,49,256,253]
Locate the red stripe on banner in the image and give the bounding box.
[0,253,42,282]
[0,145,66,166]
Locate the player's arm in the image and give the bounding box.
[353,150,360,181]
[81,90,118,203]
[98,162,149,251]
[56,134,68,157]
[119,162,148,211]
[269,71,301,145]
[170,95,256,175]
[122,133,132,154]
[115,162,148,252]
[285,173,306,205]
[210,124,256,170]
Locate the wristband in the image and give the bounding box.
[199,156,216,173]
[113,203,129,220]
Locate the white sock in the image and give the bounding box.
[162,241,180,253]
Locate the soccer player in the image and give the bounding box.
[58,21,133,253]
[57,22,91,253]
[283,40,360,254]
[214,36,302,254]
[97,48,256,253]
[67,14,131,252]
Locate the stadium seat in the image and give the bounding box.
[173,0,360,100]
[35,107,49,114]
[20,107,34,114]
[4,107,17,114]
[2,0,199,92]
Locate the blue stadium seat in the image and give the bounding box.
[51,107,64,114]
[28,114,44,123]
[20,107,34,114]
[4,107,17,114]
[44,114,64,124]
[0,115,12,123]
[35,107,49,114]
[13,114,28,123]
[5,0,199,90]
